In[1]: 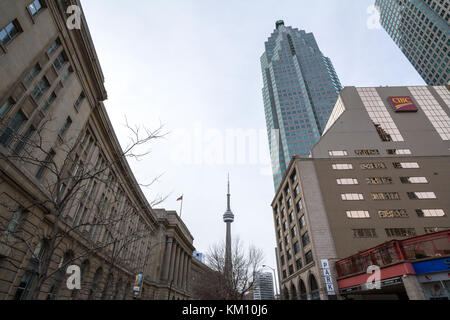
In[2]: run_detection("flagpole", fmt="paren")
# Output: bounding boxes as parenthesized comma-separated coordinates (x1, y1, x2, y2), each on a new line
(179, 194, 184, 218)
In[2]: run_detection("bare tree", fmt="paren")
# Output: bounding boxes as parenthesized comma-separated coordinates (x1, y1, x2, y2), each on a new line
(203, 237, 265, 300)
(0, 115, 166, 300)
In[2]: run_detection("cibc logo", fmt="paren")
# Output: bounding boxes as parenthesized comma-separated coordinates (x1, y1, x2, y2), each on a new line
(389, 96, 419, 112)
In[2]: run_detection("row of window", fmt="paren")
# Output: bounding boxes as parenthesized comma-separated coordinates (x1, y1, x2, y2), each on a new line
(346, 209, 446, 219)
(332, 162, 420, 170)
(352, 227, 448, 239)
(341, 192, 437, 201)
(336, 176, 428, 185)
(329, 149, 412, 157)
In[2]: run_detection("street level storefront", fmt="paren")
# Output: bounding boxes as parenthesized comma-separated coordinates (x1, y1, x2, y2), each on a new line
(335, 230, 449, 300)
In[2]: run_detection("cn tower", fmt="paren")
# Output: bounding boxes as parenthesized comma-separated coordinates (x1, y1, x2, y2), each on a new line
(223, 174, 234, 281)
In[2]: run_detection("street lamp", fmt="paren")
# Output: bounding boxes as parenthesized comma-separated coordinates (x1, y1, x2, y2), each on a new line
(134, 240, 173, 299)
(262, 265, 280, 299)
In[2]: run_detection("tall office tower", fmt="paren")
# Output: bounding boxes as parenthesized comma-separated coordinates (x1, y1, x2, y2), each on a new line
(253, 272, 275, 300)
(261, 20, 342, 190)
(375, 0, 450, 85)
(223, 175, 234, 282)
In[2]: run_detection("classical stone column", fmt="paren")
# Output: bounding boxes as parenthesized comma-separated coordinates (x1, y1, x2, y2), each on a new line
(168, 241, 177, 283)
(177, 252, 185, 288)
(173, 246, 181, 287)
(161, 237, 173, 281)
(182, 254, 189, 290)
(187, 257, 193, 292)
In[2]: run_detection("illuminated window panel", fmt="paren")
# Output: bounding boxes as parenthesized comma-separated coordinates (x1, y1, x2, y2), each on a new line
(393, 162, 420, 169)
(387, 149, 412, 155)
(400, 177, 428, 184)
(332, 164, 353, 170)
(346, 211, 370, 218)
(336, 178, 358, 185)
(366, 177, 393, 185)
(329, 150, 348, 156)
(416, 209, 446, 218)
(407, 192, 437, 200)
(424, 227, 449, 234)
(357, 87, 404, 142)
(360, 163, 387, 170)
(371, 192, 401, 200)
(341, 193, 364, 201)
(435, 87, 450, 109)
(408, 86, 450, 140)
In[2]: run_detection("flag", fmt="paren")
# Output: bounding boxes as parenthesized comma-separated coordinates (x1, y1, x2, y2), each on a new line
(177, 195, 183, 201)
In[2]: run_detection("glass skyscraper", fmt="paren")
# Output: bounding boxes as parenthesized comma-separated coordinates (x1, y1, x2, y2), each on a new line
(375, 0, 449, 85)
(261, 21, 342, 190)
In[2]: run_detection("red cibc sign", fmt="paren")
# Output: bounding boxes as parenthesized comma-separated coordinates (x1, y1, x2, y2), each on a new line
(389, 96, 419, 112)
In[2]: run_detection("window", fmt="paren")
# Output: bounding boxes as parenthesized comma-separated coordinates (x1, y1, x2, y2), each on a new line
(305, 251, 313, 264)
(371, 192, 401, 200)
(393, 162, 420, 169)
(53, 52, 67, 71)
(74, 92, 85, 110)
(366, 177, 393, 185)
(329, 150, 347, 156)
(282, 221, 287, 232)
(293, 241, 300, 254)
(385, 228, 416, 238)
(291, 226, 297, 237)
(282, 270, 287, 279)
(6, 208, 25, 234)
(346, 210, 370, 218)
(360, 162, 387, 170)
(0, 111, 28, 147)
(378, 209, 409, 218)
(47, 38, 60, 56)
(287, 197, 293, 208)
(299, 215, 306, 229)
(288, 265, 294, 275)
(424, 227, 449, 234)
(341, 193, 364, 201)
(36, 149, 55, 179)
(332, 164, 353, 170)
(296, 199, 303, 213)
(353, 229, 377, 238)
(280, 255, 285, 266)
(286, 249, 292, 260)
(27, 0, 44, 16)
(59, 117, 72, 137)
(284, 235, 289, 246)
(301, 232, 310, 246)
(296, 258, 302, 270)
(355, 149, 380, 156)
(400, 177, 428, 184)
(337, 178, 358, 185)
(0, 98, 14, 117)
(42, 92, 56, 112)
(294, 184, 300, 197)
(0, 20, 21, 46)
(407, 192, 437, 200)
(416, 209, 446, 218)
(24, 64, 41, 86)
(14, 125, 35, 154)
(61, 68, 71, 82)
(31, 77, 50, 101)
(387, 149, 412, 155)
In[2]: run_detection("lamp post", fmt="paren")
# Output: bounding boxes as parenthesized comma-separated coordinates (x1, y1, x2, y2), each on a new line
(262, 265, 279, 300)
(135, 239, 173, 300)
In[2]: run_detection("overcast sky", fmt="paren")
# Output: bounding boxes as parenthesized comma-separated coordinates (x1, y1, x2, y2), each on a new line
(80, 0, 425, 283)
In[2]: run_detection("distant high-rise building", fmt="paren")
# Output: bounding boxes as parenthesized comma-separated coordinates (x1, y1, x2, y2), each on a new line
(193, 251, 205, 263)
(253, 272, 275, 300)
(375, 0, 450, 85)
(261, 20, 342, 190)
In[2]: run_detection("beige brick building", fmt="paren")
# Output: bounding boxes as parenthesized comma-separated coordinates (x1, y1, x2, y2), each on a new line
(272, 86, 450, 300)
(0, 0, 201, 300)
